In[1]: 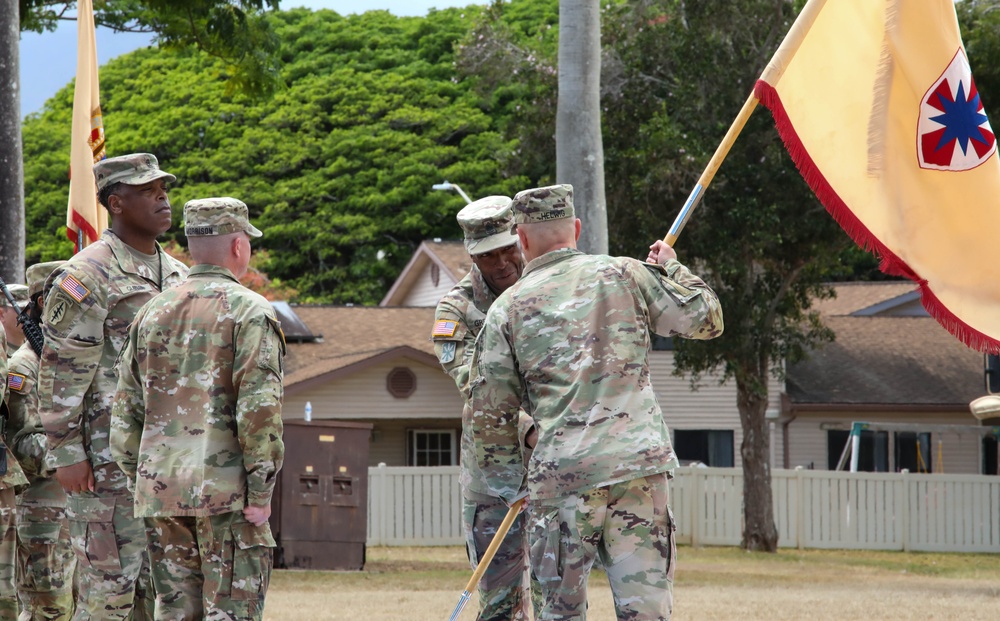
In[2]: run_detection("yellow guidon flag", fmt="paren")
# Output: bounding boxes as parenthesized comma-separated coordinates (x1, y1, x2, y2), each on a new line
(67, 0, 107, 252)
(754, 0, 1000, 352)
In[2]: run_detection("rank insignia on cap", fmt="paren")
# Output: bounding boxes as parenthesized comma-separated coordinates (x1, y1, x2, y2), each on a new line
(7, 373, 25, 393)
(432, 320, 458, 338)
(59, 274, 91, 303)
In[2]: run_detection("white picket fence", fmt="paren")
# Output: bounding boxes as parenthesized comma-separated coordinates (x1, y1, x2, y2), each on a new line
(366, 465, 1000, 552)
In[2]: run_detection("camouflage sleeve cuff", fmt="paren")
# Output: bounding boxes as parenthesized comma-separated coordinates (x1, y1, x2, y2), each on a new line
(47, 441, 89, 469)
(247, 487, 273, 507)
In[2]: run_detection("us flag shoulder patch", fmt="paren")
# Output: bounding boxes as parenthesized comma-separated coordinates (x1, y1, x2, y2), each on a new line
(59, 274, 91, 303)
(432, 320, 458, 338)
(7, 373, 25, 393)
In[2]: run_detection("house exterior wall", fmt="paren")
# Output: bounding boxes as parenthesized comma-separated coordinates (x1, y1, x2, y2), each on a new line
(284, 359, 463, 422)
(648, 351, 785, 469)
(398, 264, 459, 307)
(785, 410, 985, 474)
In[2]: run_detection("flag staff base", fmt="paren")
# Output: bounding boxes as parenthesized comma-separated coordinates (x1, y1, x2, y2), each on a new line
(445, 497, 526, 621)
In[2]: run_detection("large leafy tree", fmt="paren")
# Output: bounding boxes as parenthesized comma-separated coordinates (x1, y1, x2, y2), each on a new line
(22, 6, 528, 302)
(2, 0, 283, 282)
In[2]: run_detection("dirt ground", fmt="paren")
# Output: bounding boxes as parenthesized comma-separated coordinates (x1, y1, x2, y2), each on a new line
(263, 545, 1000, 620)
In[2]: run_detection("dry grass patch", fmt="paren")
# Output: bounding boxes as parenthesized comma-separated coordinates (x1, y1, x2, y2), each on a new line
(264, 545, 1000, 620)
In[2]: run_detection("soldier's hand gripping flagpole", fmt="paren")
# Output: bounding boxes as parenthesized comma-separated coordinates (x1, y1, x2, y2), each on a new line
(446, 497, 526, 621)
(663, 0, 828, 246)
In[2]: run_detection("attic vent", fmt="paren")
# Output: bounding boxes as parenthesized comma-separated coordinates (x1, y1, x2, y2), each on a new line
(387, 367, 416, 399)
(431, 263, 440, 287)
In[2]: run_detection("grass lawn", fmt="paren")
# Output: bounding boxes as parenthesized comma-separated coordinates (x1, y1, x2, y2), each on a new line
(263, 545, 1000, 620)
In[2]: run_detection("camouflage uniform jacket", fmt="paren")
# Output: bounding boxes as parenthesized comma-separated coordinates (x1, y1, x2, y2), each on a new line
(6, 343, 63, 506)
(1, 328, 28, 491)
(433, 266, 501, 497)
(38, 230, 188, 480)
(471, 248, 724, 502)
(111, 264, 285, 517)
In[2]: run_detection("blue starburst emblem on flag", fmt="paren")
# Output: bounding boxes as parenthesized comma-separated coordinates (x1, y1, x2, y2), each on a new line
(918, 50, 997, 171)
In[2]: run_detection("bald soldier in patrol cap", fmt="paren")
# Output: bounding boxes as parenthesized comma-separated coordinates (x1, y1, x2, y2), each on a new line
(471, 184, 724, 620)
(5, 261, 76, 620)
(39, 152, 188, 620)
(112, 197, 284, 621)
(432, 196, 538, 621)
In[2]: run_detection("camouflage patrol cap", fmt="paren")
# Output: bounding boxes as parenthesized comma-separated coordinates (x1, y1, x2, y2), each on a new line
(457, 196, 517, 255)
(510, 184, 574, 225)
(184, 197, 263, 238)
(93, 153, 176, 192)
(26, 261, 66, 298)
(0, 284, 28, 309)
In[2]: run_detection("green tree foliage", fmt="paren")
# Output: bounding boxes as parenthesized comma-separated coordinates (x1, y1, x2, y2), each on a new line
(22, 6, 529, 303)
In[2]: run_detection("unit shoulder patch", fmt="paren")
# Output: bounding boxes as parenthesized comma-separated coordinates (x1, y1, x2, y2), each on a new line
(438, 341, 457, 364)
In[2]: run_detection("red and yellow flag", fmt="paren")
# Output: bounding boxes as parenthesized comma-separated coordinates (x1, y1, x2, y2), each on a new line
(755, 0, 1000, 352)
(67, 0, 106, 252)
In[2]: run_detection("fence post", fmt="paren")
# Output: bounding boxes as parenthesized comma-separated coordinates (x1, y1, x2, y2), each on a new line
(795, 466, 804, 550)
(690, 467, 701, 547)
(900, 468, 910, 552)
(377, 463, 388, 546)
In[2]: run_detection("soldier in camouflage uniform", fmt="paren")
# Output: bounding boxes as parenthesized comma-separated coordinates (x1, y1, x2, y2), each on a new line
(39, 153, 188, 620)
(111, 197, 284, 621)
(432, 196, 538, 621)
(471, 184, 724, 621)
(6, 261, 76, 621)
(1, 324, 30, 620)
(0, 285, 29, 357)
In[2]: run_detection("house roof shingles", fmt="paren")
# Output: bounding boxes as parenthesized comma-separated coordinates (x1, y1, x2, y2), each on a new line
(426, 240, 473, 282)
(283, 306, 437, 387)
(787, 282, 982, 406)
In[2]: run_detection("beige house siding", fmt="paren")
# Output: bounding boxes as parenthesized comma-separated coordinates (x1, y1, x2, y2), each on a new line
(398, 265, 458, 307)
(284, 360, 462, 421)
(785, 410, 984, 474)
(648, 351, 785, 469)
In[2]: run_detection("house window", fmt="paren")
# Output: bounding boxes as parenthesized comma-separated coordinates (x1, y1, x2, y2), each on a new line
(984, 436, 999, 476)
(673, 430, 734, 467)
(386, 367, 416, 398)
(894, 432, 931, 473)
(407, 429, 456, 466)
(827, 429, 889, 472)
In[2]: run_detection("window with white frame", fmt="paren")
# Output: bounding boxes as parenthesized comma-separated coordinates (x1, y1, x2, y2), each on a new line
(408, 429, 457, 466)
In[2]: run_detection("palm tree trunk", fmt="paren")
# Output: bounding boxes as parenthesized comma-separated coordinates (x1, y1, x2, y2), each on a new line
(557, 0, 608, 255)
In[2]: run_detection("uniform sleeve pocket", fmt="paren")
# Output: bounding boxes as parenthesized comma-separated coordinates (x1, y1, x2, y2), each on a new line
(256, 327, 283, 379)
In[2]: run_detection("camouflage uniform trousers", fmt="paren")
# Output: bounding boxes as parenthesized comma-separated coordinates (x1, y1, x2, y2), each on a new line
(463, 493, 542, 621)
(144, 511, 274, 621)
(0, 487, 18, 621)
(528, 473, 676, 621)
(15, 504, 75, 621)
(66, 487, 153, 621)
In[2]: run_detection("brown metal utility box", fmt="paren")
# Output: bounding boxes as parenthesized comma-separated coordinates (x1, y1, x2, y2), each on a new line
(271, 420, 373, 570)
